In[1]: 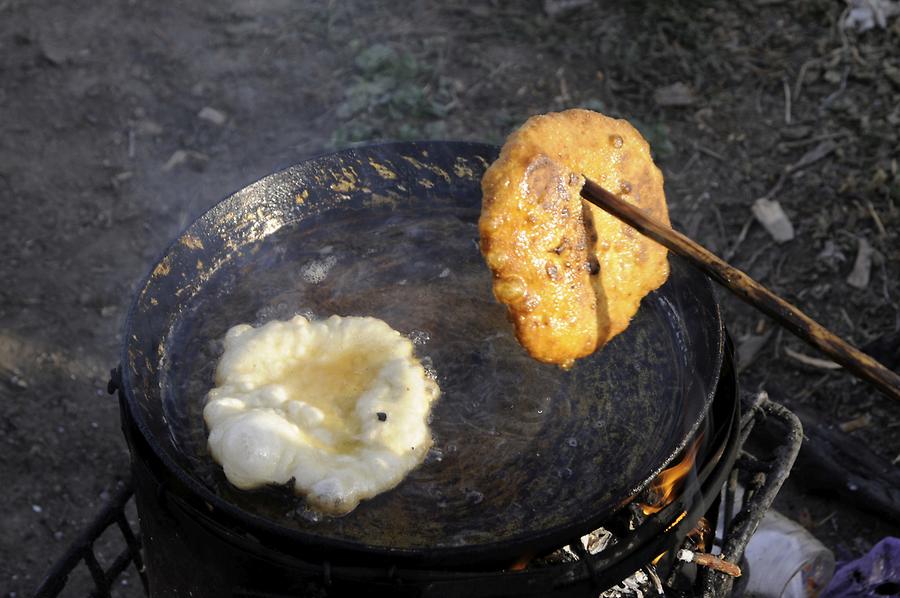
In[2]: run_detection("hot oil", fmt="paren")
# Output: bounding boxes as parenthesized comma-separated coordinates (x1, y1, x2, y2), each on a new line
(160, 200, 698, 549)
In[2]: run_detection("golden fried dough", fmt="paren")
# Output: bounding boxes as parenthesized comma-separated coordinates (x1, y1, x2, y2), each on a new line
(479, 109, 670, 367)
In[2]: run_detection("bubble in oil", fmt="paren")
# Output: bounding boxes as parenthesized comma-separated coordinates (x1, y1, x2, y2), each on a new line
(419, 356, 438, 380)
(558, 467, 574, 480)
(408, 330, 431, 345)
(295, 308, 317, 321)
(255, 301, 293, 324)
(426, 446, 444, 463)
(465, 490, 484, 505)
(299, 255, 337, 284)
(566, 437, 578, 448)
(291, 506, 322, 523)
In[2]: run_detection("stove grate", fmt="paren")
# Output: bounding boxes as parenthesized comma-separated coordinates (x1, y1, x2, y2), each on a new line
(34, 481, 148, 598)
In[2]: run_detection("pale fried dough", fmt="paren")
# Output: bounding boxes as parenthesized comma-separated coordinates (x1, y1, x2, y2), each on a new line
(479, 109, 670, 367)
(204, 315, 440, 515)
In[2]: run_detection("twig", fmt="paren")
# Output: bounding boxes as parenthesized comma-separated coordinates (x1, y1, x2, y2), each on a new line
(555, 67, 571, 104)
(466, 61, 513, 98)
(759, 140, 838, 203)
(840, 307, 854, 330)
(724, 215, 755, 261)
(787, 140, 839, 174)
(798, 373, 836, 401)
(816, 511, 838, 528)
(794, 58, 819, 100)
(741, 241, 774, 274)
(712, 205, 727, 241)
(777, 131, 849, 150)
(880, 259, 895, 307)
(773, 253, 789, 284)
(694, 144, 726, 162)
(821, 66, 849, 110)
(678, 550, 741, 577)
(782, 78, 792, 125)
(836, 6, 851, 55)
(866, 200, 887, 239)
(759, 172, 788, 203)
(839, 413, 872, 433)
(669, 152, 699, 180)
(850, 44, 868, 68)
(785, 347, 841, 370)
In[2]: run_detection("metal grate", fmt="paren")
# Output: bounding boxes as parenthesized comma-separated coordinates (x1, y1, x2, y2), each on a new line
(34, 480, 148, 598)
(696, 393, 803, 596)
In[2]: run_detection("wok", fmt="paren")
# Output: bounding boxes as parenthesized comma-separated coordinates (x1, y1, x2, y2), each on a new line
(120, 141, 724, 565)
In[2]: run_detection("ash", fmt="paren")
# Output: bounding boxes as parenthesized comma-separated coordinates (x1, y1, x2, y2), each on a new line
(535, 528, 664, 597)
(599, 568, 664, 598)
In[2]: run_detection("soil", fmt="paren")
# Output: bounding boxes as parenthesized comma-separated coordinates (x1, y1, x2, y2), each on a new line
(2, 1, 899, 596)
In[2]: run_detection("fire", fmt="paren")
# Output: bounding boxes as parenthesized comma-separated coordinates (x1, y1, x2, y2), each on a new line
(513, 435, 706, 573)
(640, 436, 703, 516)
(510, 553, 532, 571)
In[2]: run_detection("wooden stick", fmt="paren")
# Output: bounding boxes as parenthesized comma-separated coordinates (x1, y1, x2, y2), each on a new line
(580, 177, 900, 403)
(677, 549, 742, 577)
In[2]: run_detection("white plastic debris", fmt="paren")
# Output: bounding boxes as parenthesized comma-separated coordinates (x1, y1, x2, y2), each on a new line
(718, 485, 835, 597)
(198, 106, 227, 126)
(843, 0, 900, 32)
(846, 238, 874, 289)
(752, 198, 795, 243)
(743, 510, 835, 597)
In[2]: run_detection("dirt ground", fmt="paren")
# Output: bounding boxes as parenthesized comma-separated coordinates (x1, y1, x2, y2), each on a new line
(2, 1, 899, 595)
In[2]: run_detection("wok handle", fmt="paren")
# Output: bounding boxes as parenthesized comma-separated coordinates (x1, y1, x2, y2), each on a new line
(580, 177, 900, 403)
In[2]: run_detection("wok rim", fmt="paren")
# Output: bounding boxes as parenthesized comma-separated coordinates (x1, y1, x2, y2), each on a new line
(119, 140, 725, 564)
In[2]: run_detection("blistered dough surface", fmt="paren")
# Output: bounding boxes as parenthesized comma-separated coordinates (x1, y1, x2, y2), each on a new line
(203, 315, 439, 515)
(479, 109, 671, 367)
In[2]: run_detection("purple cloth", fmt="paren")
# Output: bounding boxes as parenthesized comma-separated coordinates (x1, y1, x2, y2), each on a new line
(822, 537, 900, 598)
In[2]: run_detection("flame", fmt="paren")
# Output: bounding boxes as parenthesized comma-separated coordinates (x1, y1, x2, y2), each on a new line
(640, 436, 703, 516)
(510, 553, 532, 571)
(688, 516, 711, 552)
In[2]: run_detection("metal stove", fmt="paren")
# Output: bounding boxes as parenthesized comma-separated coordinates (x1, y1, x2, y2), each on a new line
(35, 378, 801, 598)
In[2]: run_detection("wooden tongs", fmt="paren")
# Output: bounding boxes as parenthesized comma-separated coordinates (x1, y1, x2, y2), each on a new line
(580, 177, 900, 402)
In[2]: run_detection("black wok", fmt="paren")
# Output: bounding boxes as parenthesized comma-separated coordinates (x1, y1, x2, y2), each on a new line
(120, 141, 724, 566)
